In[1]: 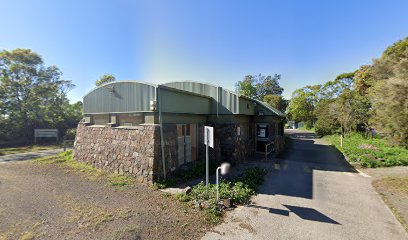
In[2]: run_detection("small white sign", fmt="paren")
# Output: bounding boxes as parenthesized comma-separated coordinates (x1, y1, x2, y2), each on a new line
(259, 129, 266, 137)
(204, 126, 214, 148)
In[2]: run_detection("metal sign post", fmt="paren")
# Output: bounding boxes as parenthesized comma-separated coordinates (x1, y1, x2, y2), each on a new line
(204, 126, 214, 196)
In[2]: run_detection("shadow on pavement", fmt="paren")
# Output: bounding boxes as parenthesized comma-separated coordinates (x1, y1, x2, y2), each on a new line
(247, 204, 340, 225)
(256, 130, 356, 200)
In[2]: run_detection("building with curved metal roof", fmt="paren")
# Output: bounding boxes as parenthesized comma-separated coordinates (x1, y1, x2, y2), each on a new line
(74, 80, 285, 183)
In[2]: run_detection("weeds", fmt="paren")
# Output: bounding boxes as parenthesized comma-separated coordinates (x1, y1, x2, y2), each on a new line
(151, 179, 176, 190)
(107, 174, 134, 188)
(33, 151, 135, 188)
(326, 133, 408, 168)
(0, 144, 60, 156)
(176, 167, 267, 224)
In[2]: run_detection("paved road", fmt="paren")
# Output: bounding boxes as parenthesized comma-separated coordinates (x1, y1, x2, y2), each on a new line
(0, 149, 64, 163)
(203, 130, 408, 240)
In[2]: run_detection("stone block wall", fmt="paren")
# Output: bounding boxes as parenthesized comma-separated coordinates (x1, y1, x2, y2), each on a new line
(73, 122, 161, 184)
(73, 121, 283, 184)
(214, 123, 255, 164)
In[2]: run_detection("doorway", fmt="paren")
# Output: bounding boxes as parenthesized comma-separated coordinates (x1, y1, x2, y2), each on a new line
(177, 124, 197, 166)
(256, 123, 271, 153)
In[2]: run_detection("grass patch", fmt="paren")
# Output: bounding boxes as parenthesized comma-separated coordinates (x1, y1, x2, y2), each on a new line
(175, 167, 267, 224)
(0, 144, 60, 156)
(325, 133, 408, 168)
(151, 179, 176, 190)
(373, 177, 408, 233)
(298, 126, 315, 132)
(20, 232, 34, 240)
(33, 151, 134, 188)
(58, 196, 133, 231)
(34, 151, 105, 180)
(0, 221, 43, 240)
(107, 174, 134, 188)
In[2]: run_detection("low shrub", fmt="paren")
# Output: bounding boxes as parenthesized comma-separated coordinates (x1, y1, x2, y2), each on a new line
(180, 167, 267, 224)
(326, 133, 408, 168)
(64, 128, 77, 140)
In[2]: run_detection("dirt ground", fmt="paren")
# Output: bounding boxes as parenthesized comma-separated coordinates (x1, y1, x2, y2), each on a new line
(361, 166, 408, 233)
(0, 161, 211, 240)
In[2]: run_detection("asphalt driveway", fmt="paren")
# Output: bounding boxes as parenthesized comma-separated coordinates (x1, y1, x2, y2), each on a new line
(0, 149, 64, 162)
(203, 129, 408, 240)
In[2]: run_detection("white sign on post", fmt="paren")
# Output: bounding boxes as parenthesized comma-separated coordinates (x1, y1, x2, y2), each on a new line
(204, 126, 214, 148)
(204, 126, 214, 196)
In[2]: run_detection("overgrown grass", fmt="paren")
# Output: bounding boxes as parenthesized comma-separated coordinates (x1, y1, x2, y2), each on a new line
(34, 151, 134, 188)
(325, 133, 408, 168)
(298, 126, 315, 132)
(151, 179, 177, 190)
(0, 144, 60, 156)
(175, 167, 267, 224)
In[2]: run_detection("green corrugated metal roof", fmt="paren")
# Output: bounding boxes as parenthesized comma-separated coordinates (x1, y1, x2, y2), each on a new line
(83, 80, 285, 117)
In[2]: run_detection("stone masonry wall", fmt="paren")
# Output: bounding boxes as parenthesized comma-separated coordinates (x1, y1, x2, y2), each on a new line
(214, 124, 255, 164)
(73, 122, 161, 184)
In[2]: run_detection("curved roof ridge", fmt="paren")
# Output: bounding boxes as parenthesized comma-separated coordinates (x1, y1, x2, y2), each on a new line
(84, 80, 157, 98)
(163, 80, 241, 97)
(163, 80, 220, 89)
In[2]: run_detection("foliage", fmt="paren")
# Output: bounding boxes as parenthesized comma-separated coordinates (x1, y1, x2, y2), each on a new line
(354, 65, 374, 95)
(263, 94, 289, 112)
(34, 151, 135, 188)
(290, 37, 408, 148)
(314, 99, 338, 136)
(321, 72, 354, 99)
(95, 74, 116, 87)
(0, 144, 60, 156)
(235, 75, 257, 98)
(369, 37, 408, 147)
(287, 85, 321, 127)
(64, 128, 77, 140)
(151, 179, 176, 190)
(107, 174, 134, 188)
(0, 48, 82, 143)
(178, 167, 267, 224)
(236, 74, 285, 99)
(326, 133, 408, 168)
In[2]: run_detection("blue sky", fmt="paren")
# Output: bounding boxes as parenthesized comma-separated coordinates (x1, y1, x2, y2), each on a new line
(1, 0, 408, 102)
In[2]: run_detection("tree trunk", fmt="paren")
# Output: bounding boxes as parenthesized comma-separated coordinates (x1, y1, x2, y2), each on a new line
(340, 124, 344, 148)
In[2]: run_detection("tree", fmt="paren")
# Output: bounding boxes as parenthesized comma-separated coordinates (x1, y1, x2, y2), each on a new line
(95, 74, 116, 86)
(314, 98, 339, 136)
(255, 74, 284, 99)
(369, 37, 408, 147)
(321, 72, 354, 99)
(354, 65, 374, 95)
(0, 48, 81, 142)
(287, 85, 321, 127)
(263, 94, 288, 113)
(236, 74, 284, 100)
(235, 75, 257, 98)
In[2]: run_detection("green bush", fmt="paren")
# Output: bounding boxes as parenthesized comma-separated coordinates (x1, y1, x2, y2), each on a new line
(64, 128, 77, 140)
(315, 118, 337, 136)
(326, 133, 408, 168)
(181, 167, 267, 224)
(175, 193, 191, 202)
